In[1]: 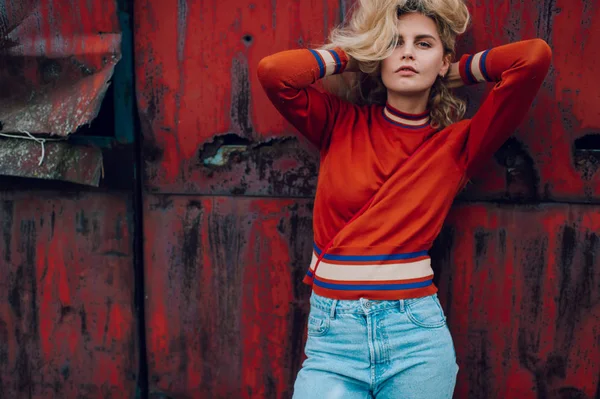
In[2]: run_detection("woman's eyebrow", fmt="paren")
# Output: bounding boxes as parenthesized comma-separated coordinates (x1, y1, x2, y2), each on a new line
(415, 34, 437, 41)
(395, 34, 438, 41)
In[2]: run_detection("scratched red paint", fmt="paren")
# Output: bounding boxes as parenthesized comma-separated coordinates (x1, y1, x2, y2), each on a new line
(143, 196, 313, 398)
(241, 199, 296, 398)
(135, 0, 339, 196)
(0, 193, 137, 398)
(434, 204, 600, 398)
(458, 0, 600, 202)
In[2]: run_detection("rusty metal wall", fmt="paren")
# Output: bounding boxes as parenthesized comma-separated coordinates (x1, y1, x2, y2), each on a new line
(135, 0, 339, 397)
(456, 0, 600, 203)
(135, 0, 339, 197)
(143, 196, 313, 398)
(0, 192, 138, 398)
(0, 0, 141, 398)
(432, 204, 600, 398)
(135, 0, 600, 398)
(433, 1, 600, 397)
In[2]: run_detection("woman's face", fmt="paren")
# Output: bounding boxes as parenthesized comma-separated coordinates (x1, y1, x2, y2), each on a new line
(381, 12, 450, 99)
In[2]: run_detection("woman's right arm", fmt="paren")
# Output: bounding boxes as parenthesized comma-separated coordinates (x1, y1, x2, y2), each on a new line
(257, 48, 349, 149)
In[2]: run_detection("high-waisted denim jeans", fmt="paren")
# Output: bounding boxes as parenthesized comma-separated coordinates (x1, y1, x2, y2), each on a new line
(293, 292, 458, 399)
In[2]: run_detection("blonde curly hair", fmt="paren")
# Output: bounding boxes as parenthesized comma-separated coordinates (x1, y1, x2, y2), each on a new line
(322, 0, 470, 129)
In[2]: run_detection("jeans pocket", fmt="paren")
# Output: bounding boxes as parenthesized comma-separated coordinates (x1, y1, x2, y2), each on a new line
(307, 308, 330, 337)
(406, 295, 447, 329)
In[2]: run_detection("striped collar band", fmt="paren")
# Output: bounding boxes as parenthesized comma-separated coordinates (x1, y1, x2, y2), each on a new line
(383, 103, 430, 129)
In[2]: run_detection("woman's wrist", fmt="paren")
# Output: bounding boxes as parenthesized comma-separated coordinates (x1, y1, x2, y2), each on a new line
(345, 55, 360, 72)
(445, 62, 463, 89)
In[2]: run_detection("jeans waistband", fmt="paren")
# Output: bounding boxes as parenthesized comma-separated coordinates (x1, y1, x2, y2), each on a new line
(310, 291, 434, 316)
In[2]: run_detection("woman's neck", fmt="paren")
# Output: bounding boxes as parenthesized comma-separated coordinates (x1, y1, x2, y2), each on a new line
(386, 90, 430, 115)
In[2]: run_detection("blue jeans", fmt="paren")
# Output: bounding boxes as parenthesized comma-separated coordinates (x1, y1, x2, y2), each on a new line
(293, 292, 458, 399)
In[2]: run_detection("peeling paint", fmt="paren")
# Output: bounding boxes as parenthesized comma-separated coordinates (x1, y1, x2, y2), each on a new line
(0, 0, 121, 136)
(492, 137, 540, 202)
(202, 145, 248, 166)
(573, 134, 600, 181)
(0, 138, 103, 186)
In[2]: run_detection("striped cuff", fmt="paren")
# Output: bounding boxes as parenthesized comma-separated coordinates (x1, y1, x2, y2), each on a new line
(309, 49, 347, 79)
(459, 49, 492, 85)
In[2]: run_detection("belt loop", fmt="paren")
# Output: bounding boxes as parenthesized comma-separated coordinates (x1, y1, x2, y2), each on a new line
(330, 299, 338, 319)
(398, 299, 405, 313)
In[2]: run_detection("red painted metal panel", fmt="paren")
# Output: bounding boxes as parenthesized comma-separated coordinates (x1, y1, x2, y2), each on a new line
(135, 0, 340, 196)
(0, 192, 137, 398)
(455, 0, 600, 202)
(0, 0, 121, 136)
(135, 0, 600, 200)
(136, 1, 600, 398)
(432, 204, 600, 398)
(143, 195, 313, 398)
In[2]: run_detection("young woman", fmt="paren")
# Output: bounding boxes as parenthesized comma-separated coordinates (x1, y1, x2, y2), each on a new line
(257, 0, 551, 397)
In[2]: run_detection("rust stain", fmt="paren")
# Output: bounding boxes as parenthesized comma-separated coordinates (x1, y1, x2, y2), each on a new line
(435, 204, 600, 398)
(144, 196, 313, 398)
(0, 193, 137, 398)
(136, 0, 340, 196)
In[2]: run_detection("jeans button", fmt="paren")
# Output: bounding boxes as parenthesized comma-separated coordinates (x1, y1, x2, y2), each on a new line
(364, 300, 371, 308)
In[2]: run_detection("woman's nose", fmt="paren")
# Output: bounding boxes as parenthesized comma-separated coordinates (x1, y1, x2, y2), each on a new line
(401, 47, 415, 59)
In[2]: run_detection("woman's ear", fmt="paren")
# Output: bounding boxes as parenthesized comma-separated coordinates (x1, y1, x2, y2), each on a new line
(439, 54, 452, 77)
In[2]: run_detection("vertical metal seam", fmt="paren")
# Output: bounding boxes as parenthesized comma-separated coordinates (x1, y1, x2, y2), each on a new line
(121, 0, 149, 396)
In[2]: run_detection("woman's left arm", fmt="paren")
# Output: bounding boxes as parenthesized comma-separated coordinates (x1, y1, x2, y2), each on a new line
(453, 39, 552, 176)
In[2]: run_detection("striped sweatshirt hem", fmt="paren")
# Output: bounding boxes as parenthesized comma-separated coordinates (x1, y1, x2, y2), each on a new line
(302, 243, 438, 300)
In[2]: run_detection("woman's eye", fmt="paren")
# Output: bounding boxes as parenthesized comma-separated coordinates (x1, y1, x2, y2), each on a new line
(417, 42, 432, 48)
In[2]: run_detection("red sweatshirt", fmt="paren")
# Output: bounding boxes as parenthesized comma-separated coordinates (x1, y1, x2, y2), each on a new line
(257, 40, 552, 300)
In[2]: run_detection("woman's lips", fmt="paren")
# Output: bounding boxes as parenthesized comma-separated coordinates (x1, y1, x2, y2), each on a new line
(395, 66, 418, 76)
(397, 69, 417, 76)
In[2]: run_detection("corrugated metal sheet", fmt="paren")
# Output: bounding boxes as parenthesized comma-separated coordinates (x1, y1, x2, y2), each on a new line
(0, 0, 121, 136)
(0, 192, 137, 398)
